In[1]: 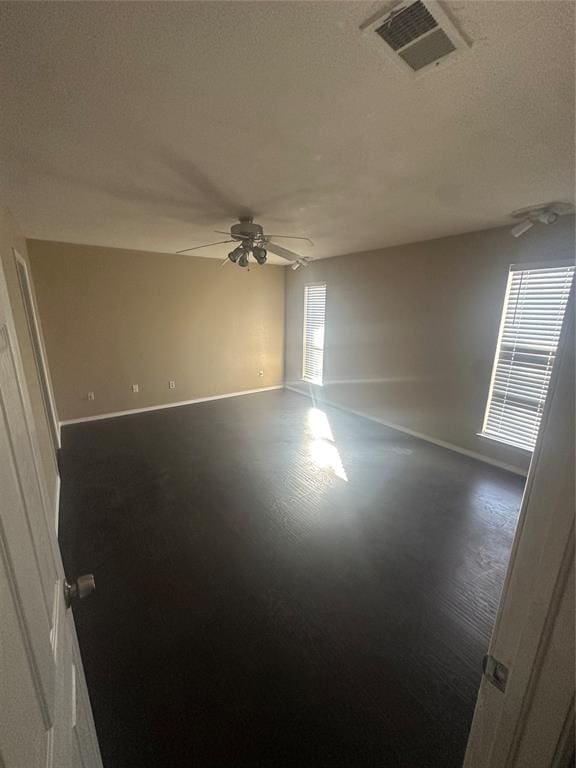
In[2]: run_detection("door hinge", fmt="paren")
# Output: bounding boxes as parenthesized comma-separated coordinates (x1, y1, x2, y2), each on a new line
(483, 654, 509, 693)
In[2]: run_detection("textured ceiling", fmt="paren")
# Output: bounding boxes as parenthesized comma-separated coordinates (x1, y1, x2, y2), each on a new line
(0, 1, 574, 263)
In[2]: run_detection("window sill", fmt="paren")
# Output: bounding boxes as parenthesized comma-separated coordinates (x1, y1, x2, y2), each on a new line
(476, 432, 533, 453)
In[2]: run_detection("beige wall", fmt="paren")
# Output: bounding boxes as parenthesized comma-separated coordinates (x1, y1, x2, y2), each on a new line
(28, 241, 285, 421)
(0, 208, 58, 508)
(286, 217, 575, 473)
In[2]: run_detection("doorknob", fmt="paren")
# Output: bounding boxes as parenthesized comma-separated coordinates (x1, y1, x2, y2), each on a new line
(64, 574, 96, 608)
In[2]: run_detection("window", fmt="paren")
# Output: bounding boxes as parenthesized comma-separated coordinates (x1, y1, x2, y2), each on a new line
(302, 283, 327, 385)
(482, 263, 574, 451)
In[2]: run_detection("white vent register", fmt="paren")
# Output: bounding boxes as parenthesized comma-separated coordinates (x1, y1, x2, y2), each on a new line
(360, 0, 469, 75)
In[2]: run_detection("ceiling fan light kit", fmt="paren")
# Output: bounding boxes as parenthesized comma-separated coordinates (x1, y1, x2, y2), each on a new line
(177, 217, 313, 269)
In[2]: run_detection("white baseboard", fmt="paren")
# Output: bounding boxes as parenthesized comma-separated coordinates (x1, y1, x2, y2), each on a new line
(60, 385, 284, 426)
(284, 384, 527, 477)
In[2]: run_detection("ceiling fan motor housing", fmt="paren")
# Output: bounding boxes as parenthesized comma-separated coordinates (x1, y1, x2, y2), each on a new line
(231, 220, 264, 242)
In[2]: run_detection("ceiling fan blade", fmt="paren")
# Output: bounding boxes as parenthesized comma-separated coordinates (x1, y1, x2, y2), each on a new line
(266, 241, 308, 264)
(176, 239, 234, 254)
(268, 234, 314, 246)
(214, 230, 314, 246)
(214, 229, 252, 240)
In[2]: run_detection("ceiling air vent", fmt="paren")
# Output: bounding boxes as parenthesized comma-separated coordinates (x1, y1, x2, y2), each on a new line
(360, 1, 469, 76)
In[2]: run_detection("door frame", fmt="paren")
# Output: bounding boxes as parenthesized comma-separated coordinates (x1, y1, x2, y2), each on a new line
(464, 293, 574, 767)
(13, 247, 60, 452)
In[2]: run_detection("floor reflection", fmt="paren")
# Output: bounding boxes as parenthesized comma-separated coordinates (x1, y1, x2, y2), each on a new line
(307, 407, 348, 481)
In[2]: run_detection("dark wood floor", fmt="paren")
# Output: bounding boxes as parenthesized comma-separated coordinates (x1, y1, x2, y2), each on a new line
(59, 389, 524, 768)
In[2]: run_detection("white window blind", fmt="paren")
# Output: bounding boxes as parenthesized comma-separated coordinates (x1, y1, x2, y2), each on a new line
(303, 284, 327, 385)
(482, 264, 574, 451)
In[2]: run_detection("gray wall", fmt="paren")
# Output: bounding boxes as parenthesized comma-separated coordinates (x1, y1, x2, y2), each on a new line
(29, 240, 285, 421)
(285, 218, 575, 472)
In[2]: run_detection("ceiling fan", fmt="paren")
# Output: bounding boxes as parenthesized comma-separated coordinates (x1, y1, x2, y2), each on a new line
(509, 202, 574, 238)
(176, 217, 313, 269)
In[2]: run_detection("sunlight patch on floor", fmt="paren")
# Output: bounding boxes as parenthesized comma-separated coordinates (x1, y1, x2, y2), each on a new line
(307, 407, 348, 482)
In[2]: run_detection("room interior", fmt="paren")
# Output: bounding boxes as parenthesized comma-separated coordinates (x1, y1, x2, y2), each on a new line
(0, 2, 574, 767)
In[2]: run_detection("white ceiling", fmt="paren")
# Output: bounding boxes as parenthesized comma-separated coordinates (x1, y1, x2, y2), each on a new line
(0, 1, 574, 263)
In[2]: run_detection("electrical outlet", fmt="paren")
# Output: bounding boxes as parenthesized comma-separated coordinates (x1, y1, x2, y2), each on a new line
(258, 369, 264, 377)
(87, 391, 95, 401)
(131, 384, 139, 393)
(169, 380, 176, 390)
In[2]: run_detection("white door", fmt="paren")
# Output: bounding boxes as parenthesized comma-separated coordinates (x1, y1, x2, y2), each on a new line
(464, 296, 575, 767)
(0, 259, 102, 767)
